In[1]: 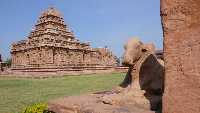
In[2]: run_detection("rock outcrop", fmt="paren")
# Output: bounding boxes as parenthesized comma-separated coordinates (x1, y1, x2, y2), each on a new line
(161, 0, 200, 113)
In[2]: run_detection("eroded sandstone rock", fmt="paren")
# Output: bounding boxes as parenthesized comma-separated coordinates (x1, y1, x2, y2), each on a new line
(48, 94, 154, 113)
(161, 0, 200, 113)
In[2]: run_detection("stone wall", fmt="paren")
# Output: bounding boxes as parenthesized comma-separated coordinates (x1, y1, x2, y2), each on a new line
(12, 46, 117, 69)
(161, 0, 200, 113)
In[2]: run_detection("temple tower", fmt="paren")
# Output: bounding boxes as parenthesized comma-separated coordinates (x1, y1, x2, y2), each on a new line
(11, 7, 117, 70)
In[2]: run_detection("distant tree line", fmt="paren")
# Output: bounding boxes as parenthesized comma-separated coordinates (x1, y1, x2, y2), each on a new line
(1, 58, 12, 68)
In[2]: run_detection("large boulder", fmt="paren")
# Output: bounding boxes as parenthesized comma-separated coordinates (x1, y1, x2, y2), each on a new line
(48, 94, 154, 113)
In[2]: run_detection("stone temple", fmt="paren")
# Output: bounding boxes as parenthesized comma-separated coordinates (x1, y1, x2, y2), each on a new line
(11, 7, 117, 74)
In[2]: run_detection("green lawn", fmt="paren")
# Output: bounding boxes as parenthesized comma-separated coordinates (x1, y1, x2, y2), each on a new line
(0, 73, 125, 113)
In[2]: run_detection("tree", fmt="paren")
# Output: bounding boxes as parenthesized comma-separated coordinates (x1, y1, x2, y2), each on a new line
(114, 56, 120, 66)
(5, 58, 12, 67)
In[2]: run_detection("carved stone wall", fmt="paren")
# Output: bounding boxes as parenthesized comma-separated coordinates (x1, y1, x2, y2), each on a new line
(161, 0, 200, 113)
(12, 47, 117, 68)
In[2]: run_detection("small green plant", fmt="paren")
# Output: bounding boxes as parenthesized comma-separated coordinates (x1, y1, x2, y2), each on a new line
(22, 103, 48, 113)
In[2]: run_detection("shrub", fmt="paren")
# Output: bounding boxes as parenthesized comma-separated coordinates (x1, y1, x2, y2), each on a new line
(22, 103, 50, 113)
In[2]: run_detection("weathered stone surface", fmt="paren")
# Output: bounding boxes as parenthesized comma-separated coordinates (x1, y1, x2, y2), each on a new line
(48, 94, 154, 113)
(11, 7, 117, 72)
(161, 0, 200, 113)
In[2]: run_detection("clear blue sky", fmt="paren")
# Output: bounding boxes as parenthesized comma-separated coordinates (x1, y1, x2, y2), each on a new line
(0, 0, 163, 60)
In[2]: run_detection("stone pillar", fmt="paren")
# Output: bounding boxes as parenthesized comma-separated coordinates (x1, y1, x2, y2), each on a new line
(161, 0, 200, 113)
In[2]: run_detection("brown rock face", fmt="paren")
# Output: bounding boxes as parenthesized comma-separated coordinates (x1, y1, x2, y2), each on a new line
(161, 0, 200, 113)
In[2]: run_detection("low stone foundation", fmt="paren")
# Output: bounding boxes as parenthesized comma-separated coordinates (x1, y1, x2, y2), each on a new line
(0, 66, 128, 78)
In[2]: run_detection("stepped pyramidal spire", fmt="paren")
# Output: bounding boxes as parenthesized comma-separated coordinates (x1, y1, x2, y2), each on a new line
(28, 7, 75, 42)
